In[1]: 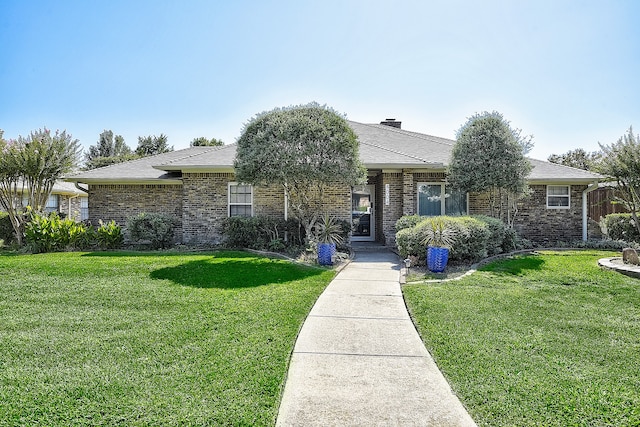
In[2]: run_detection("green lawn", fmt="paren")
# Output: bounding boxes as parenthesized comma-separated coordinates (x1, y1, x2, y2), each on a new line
(0, 251, 334, 426)
(403, 250, 640, 426)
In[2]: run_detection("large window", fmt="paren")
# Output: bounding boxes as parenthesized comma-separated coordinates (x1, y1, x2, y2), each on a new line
(547, 185, 570, 209)
(228, 183, 253, 217)
(21, 194, 58, 213)
(417, 183, 467, 216)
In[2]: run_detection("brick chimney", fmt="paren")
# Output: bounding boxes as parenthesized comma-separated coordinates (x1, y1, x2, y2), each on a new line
(380, 118, 401, 129)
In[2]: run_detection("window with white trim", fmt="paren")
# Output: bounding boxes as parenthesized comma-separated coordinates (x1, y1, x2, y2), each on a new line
(417, 183, 467, 216)
(547, 185, 570, 209)
(80, 197, 89, 221)
(21, 194, 59, 213)
(228, 183, 253, 217)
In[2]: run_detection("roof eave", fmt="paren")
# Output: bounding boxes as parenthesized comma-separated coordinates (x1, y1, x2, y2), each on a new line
(64, 177, 183, 185)
(528, 178, 601, 185)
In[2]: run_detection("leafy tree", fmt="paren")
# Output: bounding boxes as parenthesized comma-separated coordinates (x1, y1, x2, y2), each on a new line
(84, 130, 138, 170)
(0, 128, 81, 244)
(597, 127, 640, 235)
(235, 103, 367, 242)
(190, 136, 224, 147)
(135, 134, 173, 157)
(448, 111, 532, 226)
(548, 148, 601, 171)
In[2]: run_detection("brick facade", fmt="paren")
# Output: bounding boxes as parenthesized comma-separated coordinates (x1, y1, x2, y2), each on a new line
(88, 184, 183, 241)
(87, 172, 590, 247)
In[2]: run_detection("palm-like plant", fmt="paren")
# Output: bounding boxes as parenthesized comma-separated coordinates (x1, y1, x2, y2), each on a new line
(421, 217, 457, 248)
(314, 213, 345, 246)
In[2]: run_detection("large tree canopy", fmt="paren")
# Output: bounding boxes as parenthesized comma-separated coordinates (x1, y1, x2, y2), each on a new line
(598, 126, 640, 234)
(234, 103, 367, 240)
(84, 130, 137, 170)
(190, 136, 224, 147)
(135, 134, 173, 157)
(448, 111, 532, 224)
(548, 148, 601, 171)
(0, 128, 81, 244)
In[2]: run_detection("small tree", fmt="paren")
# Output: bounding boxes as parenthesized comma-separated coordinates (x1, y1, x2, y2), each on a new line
(135, 134, 173, 157)
(0, 128, 81, 244)
(190, 136, 224, 147)
(598, 127, 640, 235)
(84, 130, 138, 170)
(448, 111, 532, 226)
(234, 103, 367, 242)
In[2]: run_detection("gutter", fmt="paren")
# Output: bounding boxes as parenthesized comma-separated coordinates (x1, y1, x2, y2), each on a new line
(74, 182, 88, 193)
(583, 181, 600, 241)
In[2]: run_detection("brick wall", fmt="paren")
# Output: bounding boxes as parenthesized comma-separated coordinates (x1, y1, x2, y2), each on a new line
(59, 195, 85, 222)
(469, 185, 587, 244)
(380, 173, 403, 245)
(88, 184, 183, 241)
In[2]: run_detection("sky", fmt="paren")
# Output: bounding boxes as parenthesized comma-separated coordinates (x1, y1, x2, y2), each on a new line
(1, 0, 639, 162)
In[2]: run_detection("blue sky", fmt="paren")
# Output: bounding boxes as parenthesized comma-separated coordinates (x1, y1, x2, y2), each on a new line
(1, 0, 638, 161)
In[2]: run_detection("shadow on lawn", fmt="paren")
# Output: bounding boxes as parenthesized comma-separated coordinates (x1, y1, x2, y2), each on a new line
(149, 258, 325, 289)
(480, 255, 545, 275)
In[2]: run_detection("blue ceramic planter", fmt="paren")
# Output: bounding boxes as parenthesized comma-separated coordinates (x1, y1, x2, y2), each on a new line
(427, 246, 449, 273)
(317, 242, 336, 266)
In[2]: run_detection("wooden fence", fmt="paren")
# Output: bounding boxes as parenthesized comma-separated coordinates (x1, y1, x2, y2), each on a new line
(588, 187, 627, 220)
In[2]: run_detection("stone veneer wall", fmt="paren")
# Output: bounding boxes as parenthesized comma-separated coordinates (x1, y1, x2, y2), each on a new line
(469, 184, 587, 244)
(88, 184, 183, 241)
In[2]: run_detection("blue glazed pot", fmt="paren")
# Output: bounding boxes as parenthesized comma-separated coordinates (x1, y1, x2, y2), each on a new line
(427, 246, 449, 273)
(317, 242, 336, 266)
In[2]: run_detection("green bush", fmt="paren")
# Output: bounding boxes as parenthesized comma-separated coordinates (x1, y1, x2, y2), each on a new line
(95, 220, 123, 249)
(0, 212, 15, 244)
(126, 213, 177, 249)
(600, 213, 640, 242)
(24, 212, 92, 253)
(222, 216, 306, 251)
(474, 215, 509, 256)
(397, 217, 483, 264)
(395, 215, 422, 232)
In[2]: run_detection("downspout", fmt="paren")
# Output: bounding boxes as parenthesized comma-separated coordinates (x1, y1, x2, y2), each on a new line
(583, 181, 600, 241)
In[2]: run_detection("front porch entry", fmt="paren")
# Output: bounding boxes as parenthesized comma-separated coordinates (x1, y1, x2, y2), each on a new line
(351, 184, 375, 242)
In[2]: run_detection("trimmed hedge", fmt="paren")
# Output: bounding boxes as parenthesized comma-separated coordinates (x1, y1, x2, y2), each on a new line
(0, 212, 15, 244)
(126, 212, 177, 249)
(600, 213, 640, 243)
(396, 215, 517, 265)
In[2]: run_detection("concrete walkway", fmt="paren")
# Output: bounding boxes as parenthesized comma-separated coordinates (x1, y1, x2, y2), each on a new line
(276, 249, 477, 426)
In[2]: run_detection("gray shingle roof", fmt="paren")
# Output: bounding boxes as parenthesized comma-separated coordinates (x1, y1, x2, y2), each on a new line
(65, 121, 601, 184)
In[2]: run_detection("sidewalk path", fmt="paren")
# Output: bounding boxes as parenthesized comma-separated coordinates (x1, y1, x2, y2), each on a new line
(276, 249, 477, 426)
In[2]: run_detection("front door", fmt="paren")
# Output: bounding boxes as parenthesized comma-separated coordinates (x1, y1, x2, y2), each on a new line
(351, 185, 375, 242)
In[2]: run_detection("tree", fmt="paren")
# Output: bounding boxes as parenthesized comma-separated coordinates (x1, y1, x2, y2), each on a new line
(190, 136, 224, 147)
(448, 111, 532, 226)
(548, 148, 601, 171)
(84, 130, 137, 170)
(597, 127, 640, 235)
(234, 103, 367, 242)
(0, 128, 81, 244)
(135, 134, 173, 157)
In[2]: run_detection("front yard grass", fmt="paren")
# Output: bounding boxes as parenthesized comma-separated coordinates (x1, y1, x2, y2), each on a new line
(403, 250, 640, 427)
(0, 251, 334, 426)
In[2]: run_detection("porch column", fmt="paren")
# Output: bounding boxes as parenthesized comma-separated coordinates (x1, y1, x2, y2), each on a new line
(403, 170, 415, 216)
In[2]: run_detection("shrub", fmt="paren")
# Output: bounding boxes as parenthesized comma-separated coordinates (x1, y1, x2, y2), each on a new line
(126, 213, 177, 249)
(95, 220, 123, 249)
(474, 215, 508, 256)
(600, 213, 640, 242)
(0, 212, 15, 244)
(24, 212, 92, 253)
(222, 216, 306, 251)
(396, 215, 504, 265)
(395, 215, 422, 232)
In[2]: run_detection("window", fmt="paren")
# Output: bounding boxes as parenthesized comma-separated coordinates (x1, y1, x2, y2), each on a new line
(80, 197, 89, 221)
(547, 185, 570, 209)
(228, 183, 253, 217)
(417, 183, 467, 216)
(21, 194, 58, 213)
